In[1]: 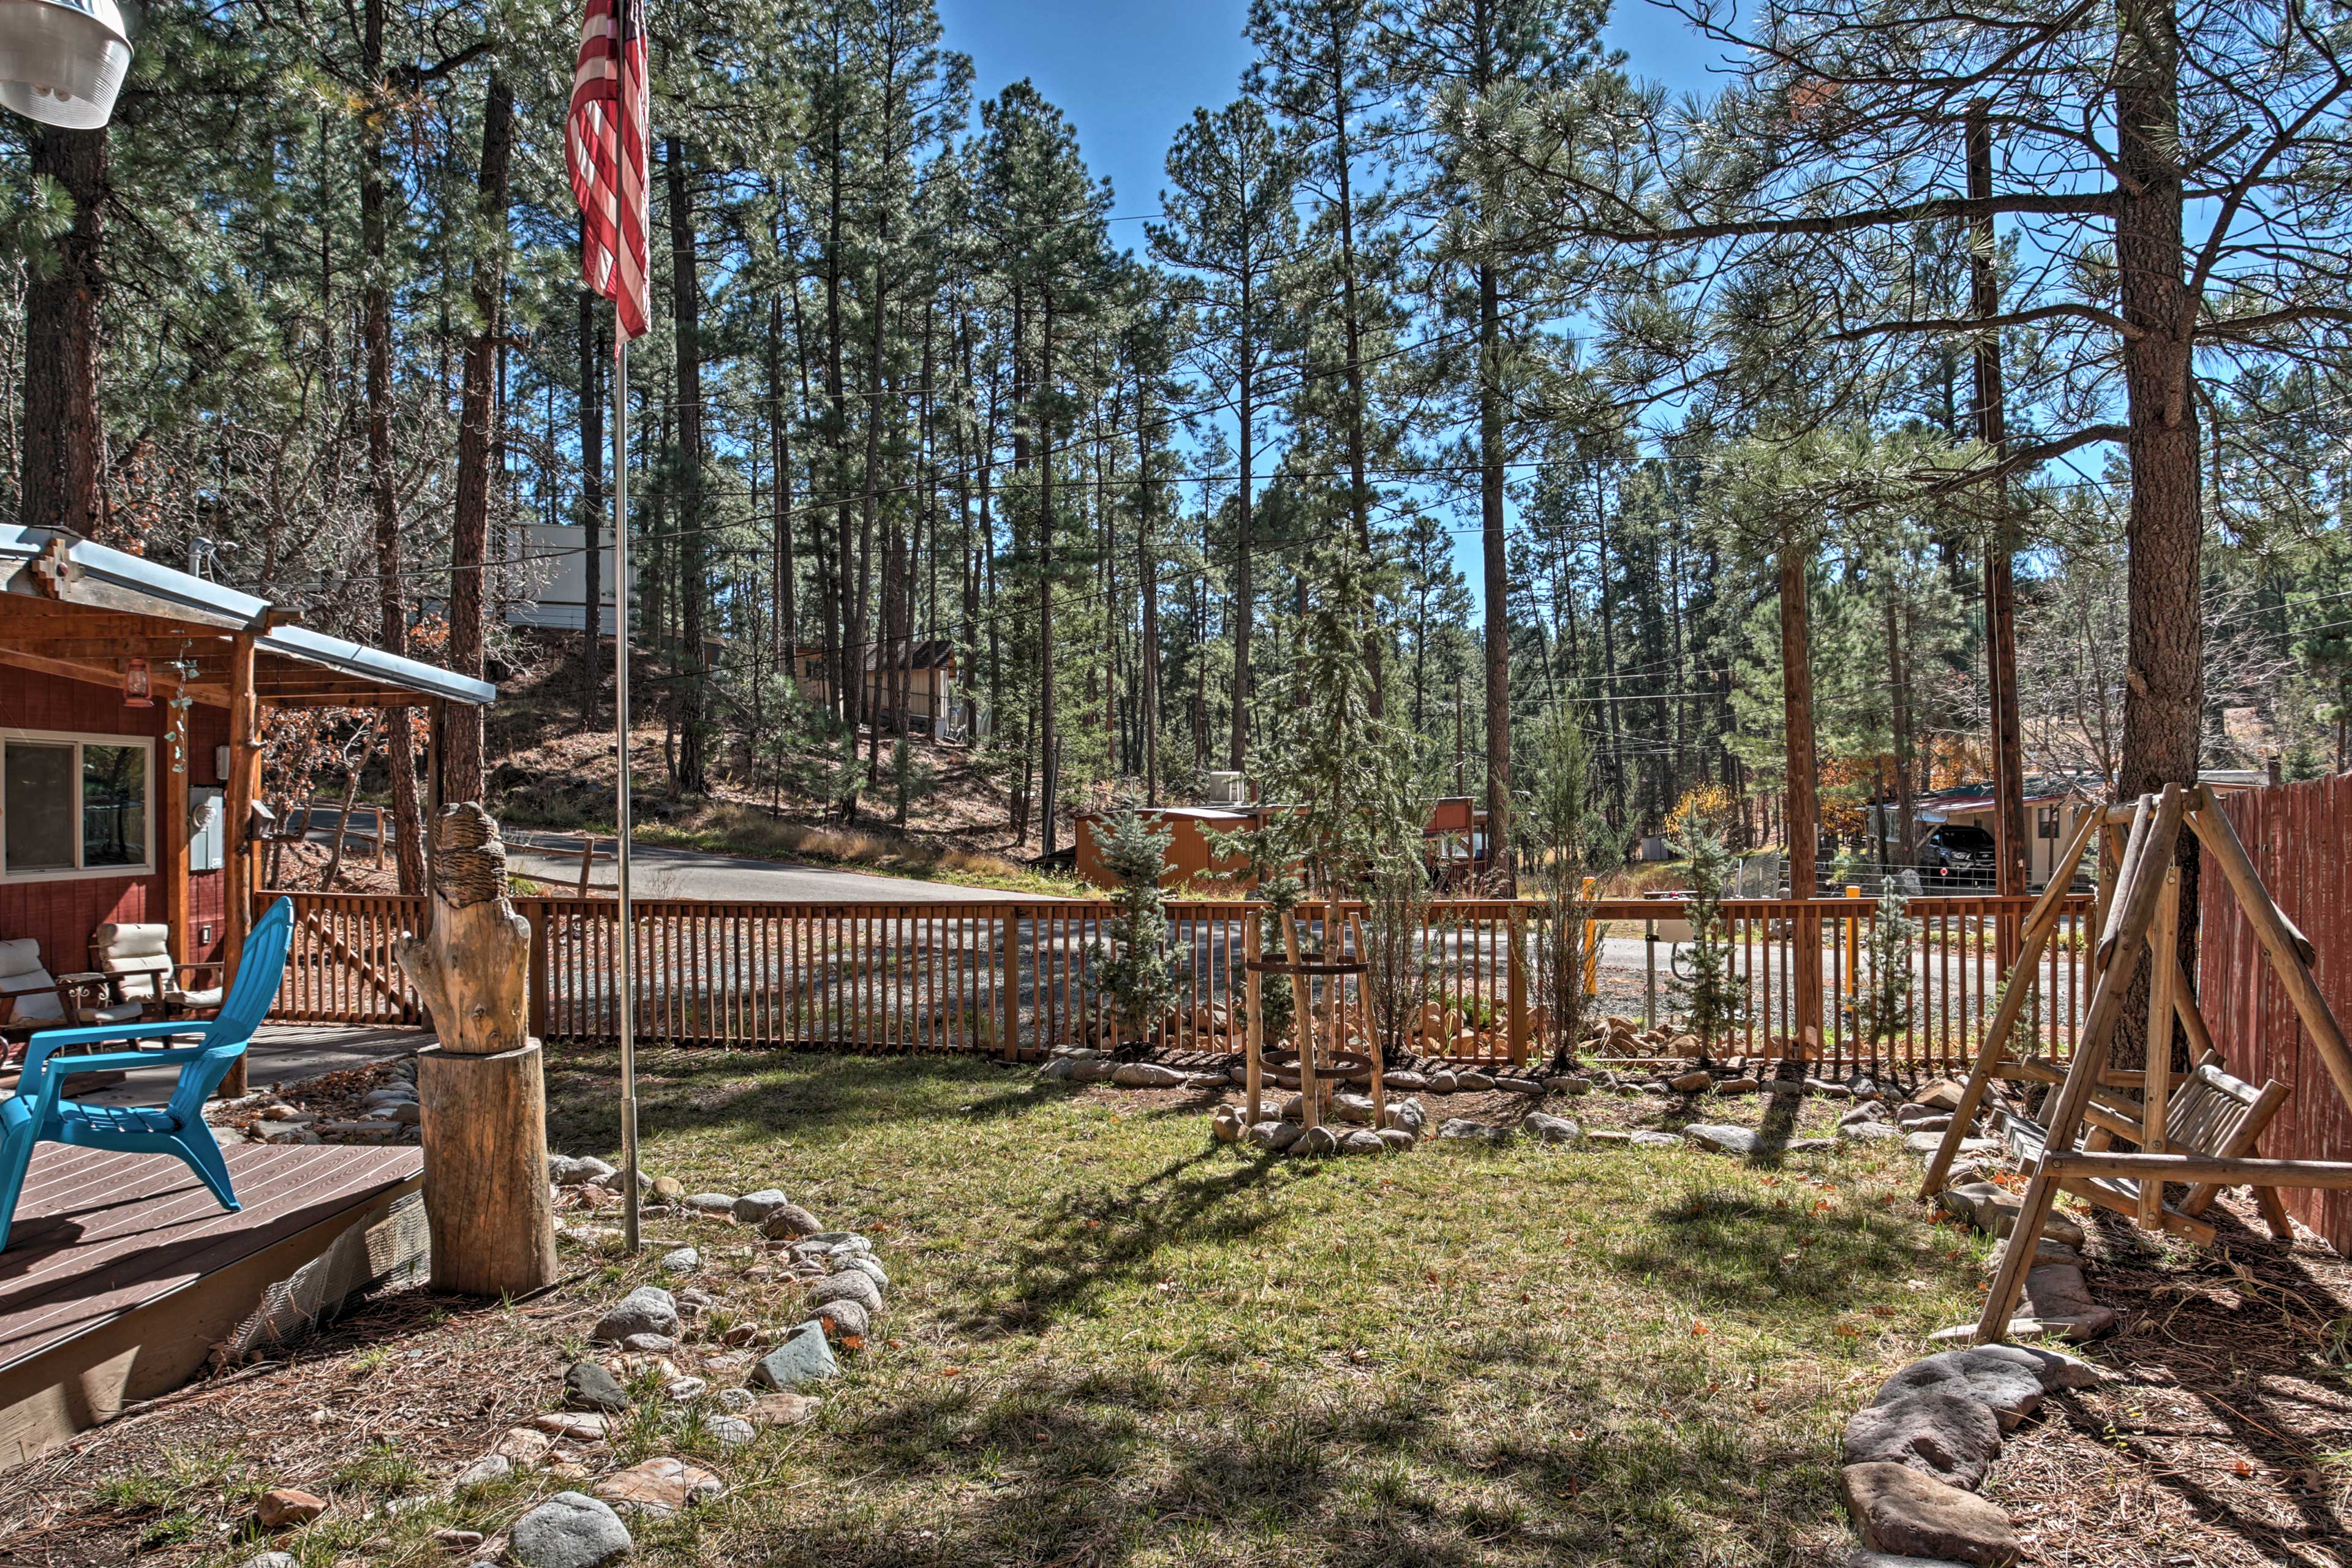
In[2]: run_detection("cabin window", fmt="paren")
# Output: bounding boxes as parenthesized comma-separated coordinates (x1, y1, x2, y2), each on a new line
(1, 732, 153, 881)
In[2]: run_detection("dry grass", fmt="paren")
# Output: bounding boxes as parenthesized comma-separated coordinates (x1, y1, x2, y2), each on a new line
(10, 1052, 2350, 1567)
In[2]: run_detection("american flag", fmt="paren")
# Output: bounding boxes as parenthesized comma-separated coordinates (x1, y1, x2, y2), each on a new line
(567, 0, 650, 345)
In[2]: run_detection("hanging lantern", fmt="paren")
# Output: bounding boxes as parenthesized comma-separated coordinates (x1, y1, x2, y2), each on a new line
(0, 0, 132, 130)
(123, 655, 151, 707)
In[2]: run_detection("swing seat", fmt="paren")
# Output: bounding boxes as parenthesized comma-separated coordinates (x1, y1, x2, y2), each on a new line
(1997, 1058, 2294, 1243)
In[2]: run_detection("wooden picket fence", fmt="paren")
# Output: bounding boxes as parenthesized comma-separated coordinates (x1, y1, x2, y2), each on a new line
(262, 889, 2094, 1074)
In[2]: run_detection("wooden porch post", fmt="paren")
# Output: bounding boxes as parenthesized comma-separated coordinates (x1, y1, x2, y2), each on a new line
(162, 699, 190, 989)
(220, 634, 261, 1096)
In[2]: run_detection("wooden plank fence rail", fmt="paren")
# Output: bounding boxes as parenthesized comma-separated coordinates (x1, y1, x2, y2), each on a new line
(258, 889, 2092, 1073)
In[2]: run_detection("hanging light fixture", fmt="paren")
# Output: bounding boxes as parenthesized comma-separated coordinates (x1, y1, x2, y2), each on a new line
(122, 655, 151, 707)
(0, 0, 132, 130)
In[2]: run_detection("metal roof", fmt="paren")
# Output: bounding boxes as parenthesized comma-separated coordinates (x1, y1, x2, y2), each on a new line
(0, 525, 495, 707)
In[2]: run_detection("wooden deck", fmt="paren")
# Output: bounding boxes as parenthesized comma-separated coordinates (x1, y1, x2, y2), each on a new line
(0, 1140, 422, 1463)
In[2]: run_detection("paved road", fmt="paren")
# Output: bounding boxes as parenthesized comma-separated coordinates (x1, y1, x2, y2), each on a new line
(503, 839, 1066, 903)
(287, 805, 1066, 904)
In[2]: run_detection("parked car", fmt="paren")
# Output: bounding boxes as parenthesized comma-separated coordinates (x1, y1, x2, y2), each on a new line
(1918, 823, 1997, 883)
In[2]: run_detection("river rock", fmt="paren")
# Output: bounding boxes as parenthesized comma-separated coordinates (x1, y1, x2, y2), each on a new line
(592, 1287, 679, 1344)
(1210, 1104, 1247, 1142)
(731, 1190, 794, 1225)
(1377, 1128, 1417, 1150)
(1839, 1120, 1902, 1142)
(1295, 1125, 1342, 1156)
(758, 1202, 823, 1239)
(658, 1246, 701, 1274)
(1112, 1061, 1186, 1088)
(255, 1488, 326, 1528)
(1839, 1462, 2019, 1566)
(508, 1491, 634, 1568)
(1382, 1071, 1429, 1090)
(680, 1193, 739, 1217)
(1669, 1070, 1714, 1094)
(1340, 1128, 1387, 1154)
(2021, 1264, 2116, 1341)
(1684, 1124, 1763, 1156)
(815, 1296, 870, 1341)
(1454, 1069, 1497, 1091)
(1247, 1119, 1302, 1152)
(744, 1391, 821, 1428)
(564, 1360, 635, 1413)
(1329, 1092, 1378, 1125)
(1912, 1079, 1969, 1112)
(1521, 1112, 1584, 1146)
(1842, 1392, 2002, 1490)
(1937, 1183, 2086, 1246)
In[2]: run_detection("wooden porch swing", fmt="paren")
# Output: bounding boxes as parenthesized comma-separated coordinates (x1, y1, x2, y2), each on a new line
(1918, 782, 2352, 1344)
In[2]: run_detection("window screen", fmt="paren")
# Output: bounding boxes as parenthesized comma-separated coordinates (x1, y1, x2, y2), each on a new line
(82, 744, 146, 867)
(4, 744, 77, 873)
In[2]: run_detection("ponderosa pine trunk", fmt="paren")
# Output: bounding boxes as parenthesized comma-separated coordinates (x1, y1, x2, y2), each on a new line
(445, 72, 514, 805)
(20, 126, 107, 537)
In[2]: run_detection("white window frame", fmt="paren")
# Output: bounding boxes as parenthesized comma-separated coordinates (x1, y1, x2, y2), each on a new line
(0, 728, 157, 884)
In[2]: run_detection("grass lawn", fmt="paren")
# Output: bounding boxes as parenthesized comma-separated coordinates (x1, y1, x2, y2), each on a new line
(37, 1053, 2018, 1567)
(537, 1050, 1981, 1567)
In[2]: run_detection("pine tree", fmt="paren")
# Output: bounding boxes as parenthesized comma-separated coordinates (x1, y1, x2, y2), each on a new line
(1087, 810, 1182, 1055)
(1672, 802, 1743, 1061)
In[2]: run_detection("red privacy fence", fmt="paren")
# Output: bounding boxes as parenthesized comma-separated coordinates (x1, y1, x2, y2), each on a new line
(263, 889, 2094, 1076)
(2198, 773, 2352, 1253)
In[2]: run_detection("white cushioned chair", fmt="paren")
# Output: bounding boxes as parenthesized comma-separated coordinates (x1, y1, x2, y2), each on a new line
(0, 937, 140, 1039)
(90, 923, 225, 1016)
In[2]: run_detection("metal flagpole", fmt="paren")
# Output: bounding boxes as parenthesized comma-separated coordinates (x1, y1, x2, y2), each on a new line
(614, 333, 641, 1255)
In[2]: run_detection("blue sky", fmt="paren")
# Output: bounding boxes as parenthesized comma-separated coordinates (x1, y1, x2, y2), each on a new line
(933, 1, 1738, 605)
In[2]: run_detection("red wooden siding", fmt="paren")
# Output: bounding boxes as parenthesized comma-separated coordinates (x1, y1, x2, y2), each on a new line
(2197, 774, 2352, 1253)
(0, 668, 228, 976)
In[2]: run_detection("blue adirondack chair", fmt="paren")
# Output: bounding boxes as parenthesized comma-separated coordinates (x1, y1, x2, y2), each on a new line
(0, 897, 296, 1253)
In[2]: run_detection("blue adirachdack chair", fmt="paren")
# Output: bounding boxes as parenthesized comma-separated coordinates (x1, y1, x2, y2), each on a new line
(0, 897, 295, 1253)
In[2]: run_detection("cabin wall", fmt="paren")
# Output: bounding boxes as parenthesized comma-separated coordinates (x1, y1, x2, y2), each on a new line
(0, 671, 227, 978)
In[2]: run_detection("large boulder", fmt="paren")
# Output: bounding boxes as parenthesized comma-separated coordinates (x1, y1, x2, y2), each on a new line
(591, 1287, 679, 1344)
(1842, 1392, 2002, 1490)
(508, 1492, 634, 1568)
(1839, 1462, 2019, 1566)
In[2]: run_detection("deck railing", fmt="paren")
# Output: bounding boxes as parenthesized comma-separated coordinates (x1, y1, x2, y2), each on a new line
(261, 890, 2093, 1074)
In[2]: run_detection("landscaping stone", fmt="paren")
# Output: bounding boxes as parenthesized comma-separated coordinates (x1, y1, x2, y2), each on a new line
(2021, 1264, 2117, 1341)
(680, 1193, 738, 1217)
(1383, 1098, 1427, 1133)
(809, 1270, 883, 1314)
(595, 1457, 725, 1518)
(1870, 1349, 2046, 1431)
(238, 1553, 302, 1568)
(1295, 1125, 1343, 1156)
(592, 1287, 679, 1344)
(663, 1376, 707, 1402)
(1842, 1392, 2002, 1490)
(758, 1203, 823, 1239)
(1839, 1120, 1903, 1142)
(659, 1247, 701, 1274)
(751, 1322, 839, 1390)
(1183, 1071, 1231, 1090)
(744, 1392, 822, 1428)
(1329, 1092, 1378, 1125)
(621, 1333, 676, 1354)
(1427, 1070, 1460, 1093)
(1376, 1128, 1417, 1150)
(1068, 1059, 1119, 1082)
(508, 1491, 634, 1568)
(1910, 1114, 1955, 1134)
(256, 1488, 327, 1528)
(1839, 1462, 2019, 1566)
(1339, 1128, 1387, 1155)
(1496, 1077, 1545, 1096)
(564, 1361, 636, 1413)
(651, 1176, 684, 1200)
(1210, 1104, 1247, 1142)
(1937, 1183, 2086, 1247)
(836, 1254, 889, 1288)
(1683, 1123, 1765, 1156)
(1804, 1079, 1855, 1100)
(1841, 1103, 1891, 1127)
(1454, 1069, 1497, 1090)
(1037, 1057, 1077, 1080)
(1543, 1075, 1591, 1095)
(1382, 1071, 1429, 1090)
(1629, 1130, 1683, 1147)
(1912, 1079, 1969, 1112)
(1847, 1553, 1978, 1568)
(1972, 1341, 2105, 1392)
(816, 1296, 871, 1341)
(1521, 1112, 1584, 1146)
(432, 1529, 487, 1553)
(1715, 1077, 1762, 1095)
(1669, 1070, 1714, 1094)
(495, 1428, 554, 1466)
(1112, 1061, 1186, 1088)
(1588, 1129, 1632, 1145)
(532, 1412, 609, 1440)
(1985, 1235, 2081, 1272)
(1247, 1119, 1302, 1152)
(731, 1190, 794, 1225)
(707, 1414, 756, 1448)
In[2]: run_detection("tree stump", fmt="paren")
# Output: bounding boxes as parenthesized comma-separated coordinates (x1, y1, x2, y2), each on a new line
(395, 804, 557, 1296)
